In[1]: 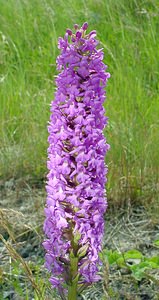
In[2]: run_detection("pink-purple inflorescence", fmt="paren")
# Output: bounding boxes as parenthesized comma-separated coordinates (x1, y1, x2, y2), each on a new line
(43, 22, 110, 290)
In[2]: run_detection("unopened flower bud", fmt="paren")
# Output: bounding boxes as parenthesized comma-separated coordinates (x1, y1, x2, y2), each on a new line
(82, 22, 88, 31)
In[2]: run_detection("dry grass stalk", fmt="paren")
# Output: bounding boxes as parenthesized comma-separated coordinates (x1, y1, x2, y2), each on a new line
(0, 209, 44, 299)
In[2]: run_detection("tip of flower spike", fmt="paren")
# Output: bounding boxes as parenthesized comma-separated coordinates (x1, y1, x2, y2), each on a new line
(74, 24, 79, 30)
(82, 22, 88, 31)
(66, 29, 72, 36)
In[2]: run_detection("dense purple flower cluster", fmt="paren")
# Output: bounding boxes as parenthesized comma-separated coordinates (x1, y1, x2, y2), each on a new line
(43, 22, 110, 289)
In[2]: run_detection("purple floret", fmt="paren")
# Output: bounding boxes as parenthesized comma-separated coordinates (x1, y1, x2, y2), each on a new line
(43, 22, 110, 290)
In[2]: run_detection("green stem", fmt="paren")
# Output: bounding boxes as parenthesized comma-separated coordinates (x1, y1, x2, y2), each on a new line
(68, 254, 79, 300)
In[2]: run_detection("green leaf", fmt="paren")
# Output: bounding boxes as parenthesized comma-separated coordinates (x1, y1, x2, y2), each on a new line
(115, 256, 125, 267)
(124, 249, 143, 260)
(102, 249, 122, 265)
(144, 256, 159, 268)
(153, 239, 159, 247)
(130, 262, 150, 281)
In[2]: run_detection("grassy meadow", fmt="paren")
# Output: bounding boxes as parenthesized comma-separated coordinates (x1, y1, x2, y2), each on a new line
(0, 0, 159, 207)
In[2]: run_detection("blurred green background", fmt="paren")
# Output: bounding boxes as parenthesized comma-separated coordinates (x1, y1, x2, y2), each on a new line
(0, 0, 159, 207)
